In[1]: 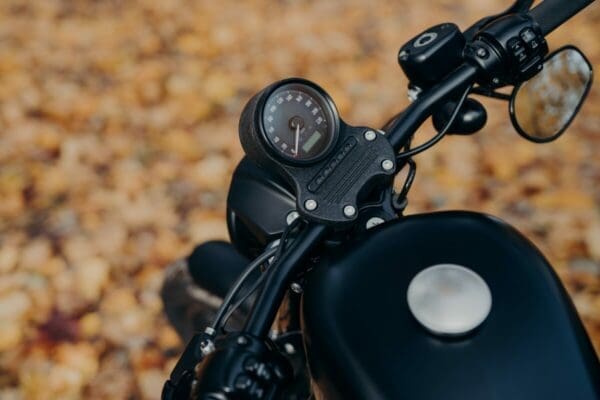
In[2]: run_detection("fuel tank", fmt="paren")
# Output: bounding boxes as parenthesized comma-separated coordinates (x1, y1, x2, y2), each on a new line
(301, 211, 600, 400)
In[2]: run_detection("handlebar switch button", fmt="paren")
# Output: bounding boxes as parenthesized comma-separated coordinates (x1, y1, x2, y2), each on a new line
(520, 28, 540, 50)
(234, 374, 254, 391)
(244, 357, 260, 373)
(508, 39, 528, 64)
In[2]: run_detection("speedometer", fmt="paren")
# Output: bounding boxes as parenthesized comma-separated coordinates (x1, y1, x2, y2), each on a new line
(260, 80, 339, 164)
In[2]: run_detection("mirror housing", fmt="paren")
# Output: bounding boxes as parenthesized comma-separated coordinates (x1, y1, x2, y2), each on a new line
(509, 45, 593, 143)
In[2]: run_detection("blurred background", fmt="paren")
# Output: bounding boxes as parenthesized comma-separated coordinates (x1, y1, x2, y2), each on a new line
(0, 0, 598, 398)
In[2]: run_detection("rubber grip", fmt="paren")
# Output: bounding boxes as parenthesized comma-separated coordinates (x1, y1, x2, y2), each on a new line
(530, 0, 595, 35)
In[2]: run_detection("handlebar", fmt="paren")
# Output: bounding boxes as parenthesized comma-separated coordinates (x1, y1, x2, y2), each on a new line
(530, 0, 595, 36)
(386, 64, 478, 151)
(387, 0, 596, 153)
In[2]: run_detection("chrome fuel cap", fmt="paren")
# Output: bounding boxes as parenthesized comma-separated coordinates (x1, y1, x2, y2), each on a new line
(407, 264, 492, 337)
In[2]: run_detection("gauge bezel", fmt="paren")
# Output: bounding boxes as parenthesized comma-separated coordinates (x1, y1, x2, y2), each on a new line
(257, 78, 341, 166)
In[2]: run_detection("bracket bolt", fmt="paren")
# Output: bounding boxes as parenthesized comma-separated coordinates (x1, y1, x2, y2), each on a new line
(343, 205, 357, 218)
(286, 210, 300, 225)
(284, 343, 296, 354)
(382, 159, 394, 171)
(291, 282, 303, 294)
(304, 199, 318, 211)
(364, 130, 377, 141)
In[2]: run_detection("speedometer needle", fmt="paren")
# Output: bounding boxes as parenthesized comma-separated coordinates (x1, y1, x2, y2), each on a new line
(294, 123, 300, 157)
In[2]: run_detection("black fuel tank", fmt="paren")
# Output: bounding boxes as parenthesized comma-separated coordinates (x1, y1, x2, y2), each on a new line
(301, 211, 600, 400)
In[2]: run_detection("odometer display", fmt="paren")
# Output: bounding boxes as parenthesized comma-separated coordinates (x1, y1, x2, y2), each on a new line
(261, 82, 338, 164)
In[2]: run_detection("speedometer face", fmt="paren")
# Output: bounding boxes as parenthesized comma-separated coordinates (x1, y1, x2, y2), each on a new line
(261, 82, 338, 164)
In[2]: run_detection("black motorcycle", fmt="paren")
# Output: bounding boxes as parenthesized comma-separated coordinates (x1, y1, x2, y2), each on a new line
(161, 0, 600, 398)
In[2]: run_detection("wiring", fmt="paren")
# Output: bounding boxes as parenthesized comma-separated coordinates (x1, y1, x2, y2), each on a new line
(209, 246, 277, 332)
(393, 158, 417, 214)
(210, 218, 302, 333)
(396, 85, 472, 161)
(220, 270, 268, 332)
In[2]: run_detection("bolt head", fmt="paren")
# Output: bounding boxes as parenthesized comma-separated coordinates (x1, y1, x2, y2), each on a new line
(492, 77, 500, 85)
(237, 336, 248, 346)
(343, 205, 357, 218)
(366, 217, 385, 229)
(364, 130, 377, 141)
(304, 199, 317, 211)
(284, 343, 296, 354)
(290, 282, 303, 294)
(286, 210, 300, 225)
(476, 48, 488, 58)
(200, 339, 215, 356)
(381, 159, 394, 171)
(204, 327, 216, 336)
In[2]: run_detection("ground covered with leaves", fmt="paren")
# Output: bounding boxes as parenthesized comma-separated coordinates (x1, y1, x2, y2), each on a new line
(0, 0, 599, 399)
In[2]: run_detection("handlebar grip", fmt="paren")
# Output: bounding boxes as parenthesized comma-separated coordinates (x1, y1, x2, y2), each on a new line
(529, 0, 595, 36)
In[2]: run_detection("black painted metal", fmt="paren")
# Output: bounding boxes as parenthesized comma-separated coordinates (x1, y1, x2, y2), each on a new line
(463, 0, 535, 41)
(385, 63, 479, 150)
(432, 97, 487, 135)
(239, 79, 397, 227)
(244, 224, 328, 337)
(193, 332, 293, 399)
(474, 14, 548, 85)
(530, 0, 595, 36)
(227, 157, 295, 259)
(398, 23, 466, 89)
(302, 212, 600, 400)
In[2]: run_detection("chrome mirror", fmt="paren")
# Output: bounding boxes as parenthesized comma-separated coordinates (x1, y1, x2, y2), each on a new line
(510, 46, 593, 143)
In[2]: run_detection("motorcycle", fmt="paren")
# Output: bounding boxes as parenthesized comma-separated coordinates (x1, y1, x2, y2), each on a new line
(161, 0, 600, 398)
